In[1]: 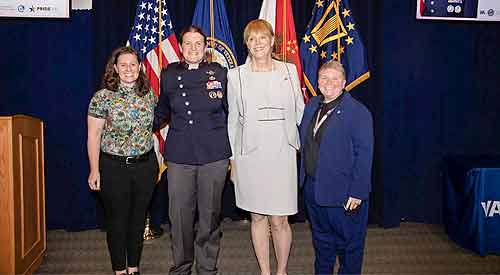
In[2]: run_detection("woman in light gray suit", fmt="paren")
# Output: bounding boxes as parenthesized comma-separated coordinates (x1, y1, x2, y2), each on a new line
(227, 19, 304, 275)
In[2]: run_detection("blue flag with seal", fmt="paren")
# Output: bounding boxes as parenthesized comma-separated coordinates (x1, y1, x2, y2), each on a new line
(192, 0, 238, 69)
(300, 0, 369, 96)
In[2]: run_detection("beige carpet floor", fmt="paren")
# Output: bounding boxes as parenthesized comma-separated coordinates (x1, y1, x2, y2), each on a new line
(35, 221, 500, 274)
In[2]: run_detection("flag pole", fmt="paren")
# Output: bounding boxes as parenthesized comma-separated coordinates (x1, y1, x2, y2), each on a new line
(158, 0, 164, 71)
(282, 0, 287, 62)
(209, 0, 215, 62)
(143, 0, 165, 241)
(156, 1, 169, 176)
(335, 0, 342, 62)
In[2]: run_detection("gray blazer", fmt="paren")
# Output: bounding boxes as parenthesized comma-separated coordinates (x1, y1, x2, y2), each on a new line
(227, 61, 305, 157)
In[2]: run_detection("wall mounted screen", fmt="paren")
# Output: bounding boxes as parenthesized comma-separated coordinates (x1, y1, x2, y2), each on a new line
(416, 0, 500, 21)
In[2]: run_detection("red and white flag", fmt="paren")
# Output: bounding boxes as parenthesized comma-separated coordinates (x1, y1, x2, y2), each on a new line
(259, 0, 308, 101)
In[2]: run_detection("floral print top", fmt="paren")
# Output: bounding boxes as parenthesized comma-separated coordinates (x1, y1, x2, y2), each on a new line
(88, 85, 157, 156)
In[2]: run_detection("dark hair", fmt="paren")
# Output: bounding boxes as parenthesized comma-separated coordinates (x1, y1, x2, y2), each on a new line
(179, 25, 207, 45)
(101, 46, 151, 97)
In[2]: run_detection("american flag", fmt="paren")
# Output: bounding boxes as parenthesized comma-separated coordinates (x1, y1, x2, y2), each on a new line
(127, 0, 181, 173)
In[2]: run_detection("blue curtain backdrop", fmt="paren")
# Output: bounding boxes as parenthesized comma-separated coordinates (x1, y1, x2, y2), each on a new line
(1, 0, 499, 230)
(380, 1, 500, 226)
(0, 12, 95, 229)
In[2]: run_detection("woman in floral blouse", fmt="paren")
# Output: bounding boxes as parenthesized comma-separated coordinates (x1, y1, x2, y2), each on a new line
(87, 46, 158, 275)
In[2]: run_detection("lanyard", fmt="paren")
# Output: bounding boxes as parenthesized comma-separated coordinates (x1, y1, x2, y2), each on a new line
(313, 105, 337, 137)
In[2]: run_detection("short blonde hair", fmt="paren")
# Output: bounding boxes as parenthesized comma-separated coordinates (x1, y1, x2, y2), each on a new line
(243, 19, 274, 45)
(318, 60, 346, 80)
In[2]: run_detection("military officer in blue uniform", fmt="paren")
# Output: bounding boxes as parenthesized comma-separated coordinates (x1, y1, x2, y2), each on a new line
(153, 26, 231, 275)
(422, 0, 478, 18)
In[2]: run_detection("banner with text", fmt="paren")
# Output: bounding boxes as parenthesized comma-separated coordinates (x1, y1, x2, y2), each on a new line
(0, 0, 70, 18)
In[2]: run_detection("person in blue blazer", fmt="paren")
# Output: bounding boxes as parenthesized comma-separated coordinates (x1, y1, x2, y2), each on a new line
(299, 61, 373, 275)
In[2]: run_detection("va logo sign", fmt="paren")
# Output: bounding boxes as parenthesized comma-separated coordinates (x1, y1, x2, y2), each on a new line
(481, 201, 500, 217)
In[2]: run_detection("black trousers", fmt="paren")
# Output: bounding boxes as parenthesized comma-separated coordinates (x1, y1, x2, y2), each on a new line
(99, 151, 158, 271)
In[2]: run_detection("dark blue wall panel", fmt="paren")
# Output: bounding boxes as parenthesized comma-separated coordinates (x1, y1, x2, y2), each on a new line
(1, 1, 499, 229)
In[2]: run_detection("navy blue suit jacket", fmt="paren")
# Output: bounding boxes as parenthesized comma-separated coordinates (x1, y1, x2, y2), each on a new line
(299, 93, 374, 206)
(153, 61, 232, 165)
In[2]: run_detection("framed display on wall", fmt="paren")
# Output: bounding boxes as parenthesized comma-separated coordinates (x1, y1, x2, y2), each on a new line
(416, 0, 500, 21)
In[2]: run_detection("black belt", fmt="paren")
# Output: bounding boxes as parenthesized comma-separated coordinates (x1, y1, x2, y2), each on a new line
(101, 150, 152, 165)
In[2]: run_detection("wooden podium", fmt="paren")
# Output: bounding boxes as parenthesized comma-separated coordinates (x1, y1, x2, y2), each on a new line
(0, 115, 46, 275)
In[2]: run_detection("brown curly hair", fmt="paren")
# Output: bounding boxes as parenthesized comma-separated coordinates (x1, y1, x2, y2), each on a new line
(101, 46, 151, 96)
